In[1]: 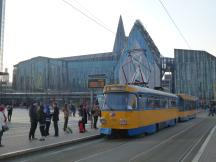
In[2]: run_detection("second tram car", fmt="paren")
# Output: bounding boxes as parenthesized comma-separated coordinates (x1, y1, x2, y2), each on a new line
(177, 93, 197, 121)
(100, 84, 197, 136)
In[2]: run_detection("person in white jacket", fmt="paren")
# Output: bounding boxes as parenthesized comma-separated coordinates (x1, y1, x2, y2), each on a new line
(0, 105, 7, 147)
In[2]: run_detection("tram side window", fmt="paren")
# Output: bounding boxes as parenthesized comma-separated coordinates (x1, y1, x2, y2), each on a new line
(138, 95, 147, 109)
(185, 101, 190, 110)
(154, 99, 160, 108)
(188, 101, 195, 110)
(192, 102, 196, 109)
(187, 101, 190, 110)
(170, 100, 176, 107)
(146, 98, 160, 109)
(161, 99, 168, 108)
(146, 98, 153, 109)
(127, 94, 137, 110)
(178, 99, 184, 111)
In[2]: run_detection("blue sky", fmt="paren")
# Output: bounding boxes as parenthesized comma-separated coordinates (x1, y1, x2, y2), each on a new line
(3, 0, 216, 80)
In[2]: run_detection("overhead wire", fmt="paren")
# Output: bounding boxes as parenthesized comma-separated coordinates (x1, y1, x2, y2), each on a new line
(62, 0, 191, 49)
(62, 0, 115, 35)
(71, 0, 108, 28)
(158, 0, 191, 49)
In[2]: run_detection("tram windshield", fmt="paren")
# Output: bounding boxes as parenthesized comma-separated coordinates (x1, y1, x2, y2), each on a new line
(103, 92, 137, 111)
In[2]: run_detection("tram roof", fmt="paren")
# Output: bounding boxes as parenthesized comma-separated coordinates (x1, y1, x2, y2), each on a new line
(176, 93, 197, 101)
(104, 84, 177, 98)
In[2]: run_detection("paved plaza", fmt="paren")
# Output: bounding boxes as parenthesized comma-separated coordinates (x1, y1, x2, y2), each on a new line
(0, 108, 100, 159)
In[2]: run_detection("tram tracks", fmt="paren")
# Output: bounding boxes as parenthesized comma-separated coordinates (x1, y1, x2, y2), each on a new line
(128, 119, 204, 162)
(177, 125, 211, 162)
(129, 118, 216, 162)
(70, 118, 206, 162)
(4, 115, 214, 162)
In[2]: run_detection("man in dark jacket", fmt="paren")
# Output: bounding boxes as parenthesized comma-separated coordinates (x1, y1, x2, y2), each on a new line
(70, 103, 76, 117)
(92, 104, 101, 129)
(52, 103, 59, 137)
(37, 103, 46, 141)
(7, 105, 13, 122)
(29, 103, 38, 140)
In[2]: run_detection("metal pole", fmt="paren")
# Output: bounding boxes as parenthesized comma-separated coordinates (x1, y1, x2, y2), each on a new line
(90, 89, 94, 128)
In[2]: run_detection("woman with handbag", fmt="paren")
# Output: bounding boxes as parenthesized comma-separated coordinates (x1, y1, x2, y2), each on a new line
(0, 105, 7, 147)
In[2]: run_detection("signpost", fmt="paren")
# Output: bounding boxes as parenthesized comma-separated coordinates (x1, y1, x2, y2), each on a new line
(88, 74, 106, 128)
(88, 78, 106, 89)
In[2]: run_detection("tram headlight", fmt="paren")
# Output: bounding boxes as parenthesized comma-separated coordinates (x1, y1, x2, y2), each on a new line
(119, 119, 128, 125)
(100, 118, 106, 124)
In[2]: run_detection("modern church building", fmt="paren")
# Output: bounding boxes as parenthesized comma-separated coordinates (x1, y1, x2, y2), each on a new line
(13, 16, 161, 92)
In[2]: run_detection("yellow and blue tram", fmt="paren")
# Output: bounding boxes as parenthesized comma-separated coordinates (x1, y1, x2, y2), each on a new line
(177, 93, 197, 121)
(100, 84, 197, 136)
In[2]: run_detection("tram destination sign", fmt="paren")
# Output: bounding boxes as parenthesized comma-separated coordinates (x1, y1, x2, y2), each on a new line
(88, 79, 106, 88)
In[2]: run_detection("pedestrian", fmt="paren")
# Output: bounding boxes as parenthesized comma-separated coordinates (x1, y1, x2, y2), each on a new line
(92, 104, 101, 129)
(37, 102, 46, 141)
(52, 102, 59, 137)
(79, 104, 87, 131)
(0, 105, 7, 147)
(214, 104, 216, 115)
(29, 102, 38, 140)
(70, 103, 76, 117)
(208, 104, 214, 116)
(7, 105, 13, 122)
(205, 104, 209, 112)
(62, 103, 70, 132)
(44, 104, 52, 136)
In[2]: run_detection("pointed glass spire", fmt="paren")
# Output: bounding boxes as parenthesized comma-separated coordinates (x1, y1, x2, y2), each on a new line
(113, 16, 126, 56)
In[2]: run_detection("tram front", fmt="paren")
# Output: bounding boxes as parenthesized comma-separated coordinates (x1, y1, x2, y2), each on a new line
(100, 85, 138, 136)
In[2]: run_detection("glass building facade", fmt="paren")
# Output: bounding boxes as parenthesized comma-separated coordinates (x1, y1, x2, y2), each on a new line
(12, 17, 161, 92)
(114, 20, 161, 88)
(13, 57, 68, 92)
(13, 54, 117, 92)
(175, 49, 216, 100)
